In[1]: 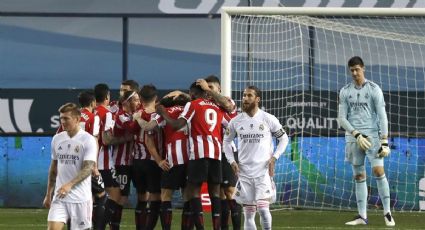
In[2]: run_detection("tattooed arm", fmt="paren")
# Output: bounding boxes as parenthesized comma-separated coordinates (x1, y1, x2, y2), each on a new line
(43, 160, 57, 208)
(56, 160, 95, 199)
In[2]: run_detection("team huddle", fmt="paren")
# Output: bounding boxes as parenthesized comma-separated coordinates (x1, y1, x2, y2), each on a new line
(43, 75, 289, 230)
(42, 56, 395, 229)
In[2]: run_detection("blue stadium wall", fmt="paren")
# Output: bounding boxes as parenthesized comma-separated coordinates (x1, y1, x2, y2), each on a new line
(1, 136, 424, 209)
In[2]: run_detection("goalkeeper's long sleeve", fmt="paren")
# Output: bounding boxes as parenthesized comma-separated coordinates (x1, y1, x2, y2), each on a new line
(373, 89, 389, 138)
(337, 98, 356, 134)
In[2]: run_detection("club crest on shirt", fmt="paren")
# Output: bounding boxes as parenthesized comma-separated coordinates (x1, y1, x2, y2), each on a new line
(250, 124, 254, 129)
(365, 93, 369, 99)
(259, 124, 264, 131)
(74, 145, 80, 153)
(225, 127, 230, 136)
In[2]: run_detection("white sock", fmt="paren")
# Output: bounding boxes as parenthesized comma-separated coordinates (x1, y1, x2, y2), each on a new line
(376, 174, 391, 215)
(243, 205, 257, 230)
(257, 200, 272, 230)
(355, 178, 368, 219)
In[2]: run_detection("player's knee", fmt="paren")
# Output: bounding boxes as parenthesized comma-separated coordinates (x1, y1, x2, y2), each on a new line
(118, 196, 128, 205)
(149, 192, 161, 201)
(256, 200, 270, 210)
(161, 189, 173, 201)
(352, 165, 366, 180)
(106, 187, 121, 202)
(208, 183, 221, 198)
(243, 205, 257, 215)
(372, 166, 385, 177)
(224, 187, 235, 199)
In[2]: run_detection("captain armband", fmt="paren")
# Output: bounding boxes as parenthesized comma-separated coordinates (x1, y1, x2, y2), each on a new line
(273, 128, 286, 138)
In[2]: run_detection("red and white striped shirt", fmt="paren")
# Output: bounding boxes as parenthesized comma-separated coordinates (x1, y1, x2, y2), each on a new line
(112, 110, 138, 166)
(133, 109, 163, 161)
(94, 105, 114, 170)
(155, 105, 189, 166)
(179, 98, 229, 160)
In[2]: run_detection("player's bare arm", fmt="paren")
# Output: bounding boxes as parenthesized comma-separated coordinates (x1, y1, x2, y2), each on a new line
(156, 104, 186, 130)
(56, 160, 95, 199)
(102, 130, 133, 145)
(133, 111, 158, 131)
(268, 157, 276, 177)
(163, 90, 190, 100)
(43, 160, 58, 208)
(145, 132, 170, 171)
(230, 162, 240, 177)
(196, 79, 234, 113)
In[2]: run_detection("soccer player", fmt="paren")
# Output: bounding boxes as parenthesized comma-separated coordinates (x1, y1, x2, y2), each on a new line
(132, 84, 163, 230)
(135, 95, 192, 230)
(77, 91, 107, 230)
(55, 91, 105, 230)
(223, 85, 289, 230)
(93, 83, 122, 230)
(197, 75, 241, 230)
(111, 90, 141, 228)
(337, 56, 395, 227)
(156, 82, 229, 230)
(43, 103, 97, 230)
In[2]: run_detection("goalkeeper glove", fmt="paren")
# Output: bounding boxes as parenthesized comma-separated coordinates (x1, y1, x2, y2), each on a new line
(352, 130, 372, 151)
(378, 138, 390, 157)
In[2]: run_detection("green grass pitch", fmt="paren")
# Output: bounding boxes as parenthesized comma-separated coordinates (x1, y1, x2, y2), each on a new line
(0, 208, 424, 229)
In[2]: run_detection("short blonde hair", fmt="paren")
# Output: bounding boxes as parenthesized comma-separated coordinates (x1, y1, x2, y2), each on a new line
(58, 103, 81, 117)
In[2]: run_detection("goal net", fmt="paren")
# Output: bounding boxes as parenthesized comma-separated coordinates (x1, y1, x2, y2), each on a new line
(221, 7, 425, 211)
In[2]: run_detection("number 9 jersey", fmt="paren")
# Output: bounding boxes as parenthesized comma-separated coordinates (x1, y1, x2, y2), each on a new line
(179, 98, 229, 160)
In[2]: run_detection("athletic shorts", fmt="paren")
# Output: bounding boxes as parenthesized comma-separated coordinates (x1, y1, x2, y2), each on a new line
(47, 199, 92, 230)
(133, 159, 162, 193)
(187, 158, 222, 184)
(221, 153, 237, 188)
(345, 136, 384, 167)
(115, 165, 133, 196)
(91, 174, 105, 195)
(99, 168, 119, 188)
(161, 164, 187, 190)
(234, 172, 273, 205)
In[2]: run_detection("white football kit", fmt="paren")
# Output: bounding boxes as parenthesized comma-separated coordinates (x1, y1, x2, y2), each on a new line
(47, 129, 97, 228)
(223, 109, 288, 204)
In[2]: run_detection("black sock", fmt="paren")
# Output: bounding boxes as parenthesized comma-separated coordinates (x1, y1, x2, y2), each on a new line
(229, 199, 242, 230)
(210, 197, 221, 230)
(110, 202, 123, 230)
(135, 201, 147, 230)
(93, 194, 107, 230)
(146, 200, 161, 230)
(104, 199, 120, 229)
(220, 199, 229, 230)
(190, 198, 204, 230)
(181, 201, 194, 230)
(160, 201, 172, 230)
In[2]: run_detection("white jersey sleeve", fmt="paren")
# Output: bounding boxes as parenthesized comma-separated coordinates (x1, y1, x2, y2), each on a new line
(83, 134, 98, 162)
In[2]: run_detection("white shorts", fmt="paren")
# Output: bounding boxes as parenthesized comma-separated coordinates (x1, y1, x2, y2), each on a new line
(345, 136, 384, 167)
(233, 172, 273, 205)
(47, 199, 92, 230)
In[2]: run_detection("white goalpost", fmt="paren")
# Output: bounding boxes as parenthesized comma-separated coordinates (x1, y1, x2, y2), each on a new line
(221, 7, 425, 211)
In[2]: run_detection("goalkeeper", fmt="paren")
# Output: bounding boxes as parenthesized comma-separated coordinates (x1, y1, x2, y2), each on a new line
(337, 56, 394, 227)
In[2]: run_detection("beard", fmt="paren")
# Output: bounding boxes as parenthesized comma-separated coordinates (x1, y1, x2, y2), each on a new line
(242, 102, 256, 113)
